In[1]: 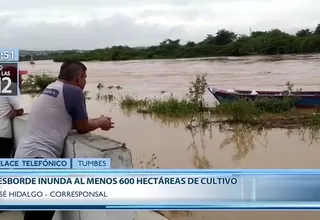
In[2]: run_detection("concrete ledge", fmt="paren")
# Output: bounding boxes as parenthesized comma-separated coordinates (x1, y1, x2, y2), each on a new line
(12, 116, 133, 169)
(64, 132, 133, 168)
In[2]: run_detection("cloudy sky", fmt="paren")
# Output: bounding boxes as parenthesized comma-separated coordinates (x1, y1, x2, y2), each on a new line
(1, 0, 319, 50)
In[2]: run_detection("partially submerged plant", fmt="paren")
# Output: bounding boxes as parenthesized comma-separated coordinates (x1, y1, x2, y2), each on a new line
(186, 73, 211, 128)
(22, 74, 57, 93)
(283, 81, 302, 94)
(120, 95, 149, 109)
(285, 81, 294, 92)
(187, 73, 208, 107)
(119, 73, 212, 118)
(214, 97, 297, 123)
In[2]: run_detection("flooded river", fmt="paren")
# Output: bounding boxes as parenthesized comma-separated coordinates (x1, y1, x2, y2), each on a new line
(19, 55, 320, 220)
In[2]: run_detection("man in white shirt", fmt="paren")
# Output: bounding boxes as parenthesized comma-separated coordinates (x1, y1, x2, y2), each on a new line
(0, 66, 24, 158)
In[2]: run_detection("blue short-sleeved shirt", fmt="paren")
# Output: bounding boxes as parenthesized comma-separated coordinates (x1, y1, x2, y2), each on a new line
(14, 80, 88, 158)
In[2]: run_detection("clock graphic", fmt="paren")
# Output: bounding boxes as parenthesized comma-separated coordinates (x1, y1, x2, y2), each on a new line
(0, 49, 18, 62)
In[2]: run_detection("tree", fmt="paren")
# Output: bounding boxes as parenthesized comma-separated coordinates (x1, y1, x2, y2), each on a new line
(215, 29, 236, 45)
(296, 29, 312, 37)
(41, 23, 320, 62)
(251, 31, 267, 37)
(186, 41, 196, 47)
(200, 34, 215, 44)
(314, 23, 320, 35)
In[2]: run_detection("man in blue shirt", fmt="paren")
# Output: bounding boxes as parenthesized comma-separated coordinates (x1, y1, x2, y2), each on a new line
(15, 61, 114, 220)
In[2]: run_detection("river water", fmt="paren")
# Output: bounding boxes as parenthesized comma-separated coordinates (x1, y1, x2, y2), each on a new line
(19, 55, 320, 220)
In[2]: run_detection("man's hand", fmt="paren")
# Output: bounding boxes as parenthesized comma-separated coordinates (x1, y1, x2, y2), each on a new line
(7, 109, 24, 119)
(7, 109, 17, 119)
(98, 115, 115, 131)
(73, 115, 115, 134)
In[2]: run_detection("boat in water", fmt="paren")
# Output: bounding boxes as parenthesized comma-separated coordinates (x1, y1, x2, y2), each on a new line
(208, 87, 320, 108)
(29, 54, 35, 65)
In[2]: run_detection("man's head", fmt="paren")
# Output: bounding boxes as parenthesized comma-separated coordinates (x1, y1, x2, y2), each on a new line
(58, 61, 87, 90)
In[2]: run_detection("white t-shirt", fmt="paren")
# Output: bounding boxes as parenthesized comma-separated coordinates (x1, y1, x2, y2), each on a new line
(0, 96, 24, 138)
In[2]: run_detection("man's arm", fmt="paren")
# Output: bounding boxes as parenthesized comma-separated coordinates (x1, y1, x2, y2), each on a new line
(8, 96, 24, 118)
(72, 118, 100, 130)
(73, 119, 103, 134)
(65, 86, 107, 134)
(72, 117, 99, 129)
(72, 117, 112, 131)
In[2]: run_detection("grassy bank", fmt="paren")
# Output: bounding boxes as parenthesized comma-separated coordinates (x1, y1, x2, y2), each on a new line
(119, 94, 320, 129)
(21, 73, 320, 129)
(118, 75, 320, 129)
(120, 95, 206, 117)
(212, 100, 320, 129)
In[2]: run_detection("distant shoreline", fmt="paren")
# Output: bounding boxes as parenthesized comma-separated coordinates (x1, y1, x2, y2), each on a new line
(19, 25, 320, 62)
(19, 53, 320, 63)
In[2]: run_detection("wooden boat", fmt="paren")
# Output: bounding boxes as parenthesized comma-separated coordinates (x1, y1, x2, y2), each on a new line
(208, 87, 320, 108)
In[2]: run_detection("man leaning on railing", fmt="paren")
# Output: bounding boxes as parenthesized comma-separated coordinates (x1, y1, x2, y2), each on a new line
(14, 60, 114, 220)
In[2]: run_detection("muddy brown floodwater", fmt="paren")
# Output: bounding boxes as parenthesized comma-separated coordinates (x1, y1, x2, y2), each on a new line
(20, 55, 320, 220)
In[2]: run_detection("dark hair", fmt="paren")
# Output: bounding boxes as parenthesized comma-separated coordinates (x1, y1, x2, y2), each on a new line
(58, 60, 87, 81)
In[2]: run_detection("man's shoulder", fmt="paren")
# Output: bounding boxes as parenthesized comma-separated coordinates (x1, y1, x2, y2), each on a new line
(62, 83, 83, 93)
(62, 84, 84, 100)
(41, 81, 80, 99)
(40, 81, 62, 98)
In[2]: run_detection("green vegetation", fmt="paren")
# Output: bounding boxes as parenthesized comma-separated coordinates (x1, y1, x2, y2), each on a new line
(19, 23, 320, 62)
(120, 95, 203, 117)
(21, 74, 57, 94)
(20, 73, 320, 129)
(119, 74, 320, 129)
(211, 81, 320, 129)
(213, 98, 297, 123)
(119, 74, 300, 120)
(213, 99, 320, 128)
(119, 74, 209, 117)
(119, 95, 149, 109)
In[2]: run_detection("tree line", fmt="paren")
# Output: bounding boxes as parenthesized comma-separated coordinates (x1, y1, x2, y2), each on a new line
(19, 23, 320, 62)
